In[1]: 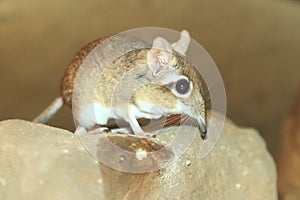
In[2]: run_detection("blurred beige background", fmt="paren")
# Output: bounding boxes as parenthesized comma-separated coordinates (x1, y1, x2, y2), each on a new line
(0, 0, 300, 158)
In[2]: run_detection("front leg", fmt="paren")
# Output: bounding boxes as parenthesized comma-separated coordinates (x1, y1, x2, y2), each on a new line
(128, 112, 146, 136)
(127, 111, 158, 137)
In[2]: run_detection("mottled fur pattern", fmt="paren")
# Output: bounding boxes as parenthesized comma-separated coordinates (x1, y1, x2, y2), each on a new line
(41, 30, 207, 137)
(61, 37, 108, 105)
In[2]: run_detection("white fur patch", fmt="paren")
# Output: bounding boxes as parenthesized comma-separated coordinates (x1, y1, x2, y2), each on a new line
(76, 101, 183, 131)
(77, 102, 115, 129)
(77, 102, 159, 129)
(160, 74, 189, 85)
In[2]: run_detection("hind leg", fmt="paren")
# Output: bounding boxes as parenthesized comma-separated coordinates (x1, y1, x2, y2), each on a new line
(74, 125, 110, 136)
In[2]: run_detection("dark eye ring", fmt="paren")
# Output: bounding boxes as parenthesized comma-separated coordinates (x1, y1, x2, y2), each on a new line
(175, 78, 190, 94)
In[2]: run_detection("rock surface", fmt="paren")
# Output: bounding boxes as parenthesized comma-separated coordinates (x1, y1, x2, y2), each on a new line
(0, 120, 103, 200)
(0, 119, 277, 200)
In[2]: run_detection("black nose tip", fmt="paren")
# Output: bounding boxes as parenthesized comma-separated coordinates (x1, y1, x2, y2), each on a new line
(200, 128, 207, 140)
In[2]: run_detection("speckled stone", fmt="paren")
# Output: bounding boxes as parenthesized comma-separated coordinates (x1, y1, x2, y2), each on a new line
(0, 120, 103, 200)
(0, 119, 277, 200)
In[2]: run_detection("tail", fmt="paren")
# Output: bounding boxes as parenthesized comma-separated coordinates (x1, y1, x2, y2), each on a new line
(33, 97, 64, 124)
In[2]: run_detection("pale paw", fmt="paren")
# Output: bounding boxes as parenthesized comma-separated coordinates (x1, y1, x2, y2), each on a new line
(110, 127, 131, 134)
(75, 126, 109, 136)
(88, 126, 110, 135)
(135, 131, 156, 138)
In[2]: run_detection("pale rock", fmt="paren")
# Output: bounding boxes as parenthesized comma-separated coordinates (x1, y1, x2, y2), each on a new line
(0, 120, 103, 200)
(0, 119, 277, 199)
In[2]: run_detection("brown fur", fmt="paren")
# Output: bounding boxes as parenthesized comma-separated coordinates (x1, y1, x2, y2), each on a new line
(278, 92, 300, 197)
(59, 35, 207, 132)
(61, 37, 108, 106)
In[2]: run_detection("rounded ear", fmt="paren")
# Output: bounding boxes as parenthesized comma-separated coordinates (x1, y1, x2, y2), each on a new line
(172, 30, 190, 56)
(147, 37, 173, 76)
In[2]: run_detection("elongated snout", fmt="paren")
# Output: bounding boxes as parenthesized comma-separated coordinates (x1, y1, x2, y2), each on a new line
(197, 117, 207, 140)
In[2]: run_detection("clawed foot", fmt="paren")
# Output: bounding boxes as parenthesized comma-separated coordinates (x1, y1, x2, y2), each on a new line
(135, 131, 157, 138)
(110, 127, 131, 134)
(75, 125, 157, 138)
(75, 126, 110, 136)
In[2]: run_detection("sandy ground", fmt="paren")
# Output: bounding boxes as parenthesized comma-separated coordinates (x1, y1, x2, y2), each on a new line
(0, 0, 300, 157)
